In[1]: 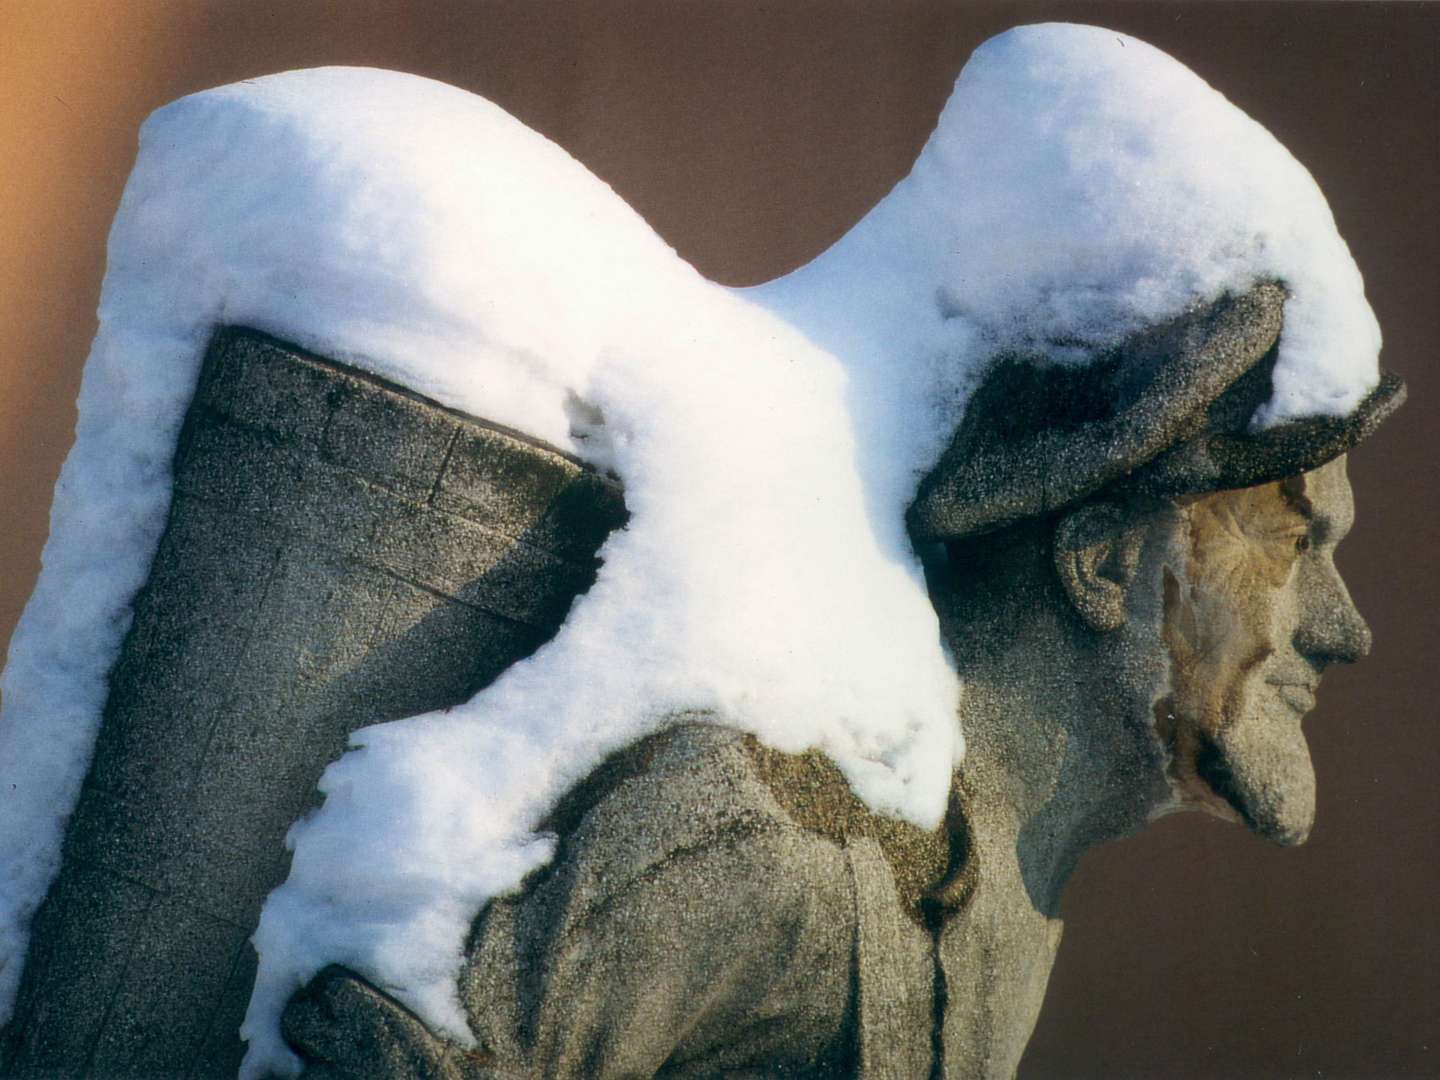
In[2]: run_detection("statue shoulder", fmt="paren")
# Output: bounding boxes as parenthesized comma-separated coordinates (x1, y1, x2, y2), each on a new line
(534, 719, 839, 902)
(532, 718, 957, 924)
(284, 720, 947, 1079)
(456, 721, 867, 1076)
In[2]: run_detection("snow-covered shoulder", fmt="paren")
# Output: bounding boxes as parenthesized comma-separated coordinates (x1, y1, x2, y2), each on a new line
(0, 65, 960, 1075)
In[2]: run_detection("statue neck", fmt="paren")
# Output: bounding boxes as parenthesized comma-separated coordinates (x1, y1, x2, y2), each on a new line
(918, 520, 1177, 1074)
(934, 562, 1172, 920)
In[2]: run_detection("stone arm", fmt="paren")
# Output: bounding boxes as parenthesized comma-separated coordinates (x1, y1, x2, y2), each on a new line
(281, 969, 489, 1080)
(280, 724, 870, 1078)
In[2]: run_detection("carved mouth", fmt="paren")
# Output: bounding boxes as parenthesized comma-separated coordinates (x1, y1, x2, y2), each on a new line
(1266, 679, 1318, 715)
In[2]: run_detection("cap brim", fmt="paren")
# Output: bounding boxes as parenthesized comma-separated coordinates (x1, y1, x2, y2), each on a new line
(907, 283, 1404, 542)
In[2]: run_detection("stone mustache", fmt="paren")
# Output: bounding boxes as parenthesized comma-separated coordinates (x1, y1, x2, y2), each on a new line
(0, 285, 1403, 1078)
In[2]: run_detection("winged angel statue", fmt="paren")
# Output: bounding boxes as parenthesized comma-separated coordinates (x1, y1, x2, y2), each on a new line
(0, 23, 1403, 1080)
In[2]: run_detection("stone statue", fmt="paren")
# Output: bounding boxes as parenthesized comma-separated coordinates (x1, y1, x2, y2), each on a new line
(0, 31, 1408, 1079)
(274, 284, 1404, 1077)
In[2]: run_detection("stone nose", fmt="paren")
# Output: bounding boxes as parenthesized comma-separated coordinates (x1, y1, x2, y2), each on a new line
(1294, 555, 1372, 667)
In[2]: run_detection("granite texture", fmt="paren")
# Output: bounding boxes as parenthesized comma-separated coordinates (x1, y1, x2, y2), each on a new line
(282, 723, 938, 1080)
(1, 329, 626, 1079)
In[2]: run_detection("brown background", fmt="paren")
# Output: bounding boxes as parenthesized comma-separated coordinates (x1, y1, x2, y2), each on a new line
(1, 2, 1435, 1077)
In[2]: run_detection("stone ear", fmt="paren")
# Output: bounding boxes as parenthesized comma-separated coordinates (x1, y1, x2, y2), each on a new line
(1052, 502, 1146, 632)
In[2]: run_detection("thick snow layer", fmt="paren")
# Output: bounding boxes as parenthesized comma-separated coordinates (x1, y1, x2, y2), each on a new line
(0, 65, 961, 1074)
(0, 22, 1381, 1079)
(751, 23, 1381, 431)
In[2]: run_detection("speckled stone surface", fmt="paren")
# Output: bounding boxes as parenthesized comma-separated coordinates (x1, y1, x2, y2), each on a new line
(1, 329, 626, 1079)
(282, 723, 939, 1079)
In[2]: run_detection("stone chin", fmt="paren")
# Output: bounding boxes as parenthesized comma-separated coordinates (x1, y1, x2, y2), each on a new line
(1154, 679, 1319, 847)
(1193, 694, 1318, 846)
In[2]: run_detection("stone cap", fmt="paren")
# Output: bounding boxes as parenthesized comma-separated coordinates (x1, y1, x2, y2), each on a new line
(907, 283, 1406, 541)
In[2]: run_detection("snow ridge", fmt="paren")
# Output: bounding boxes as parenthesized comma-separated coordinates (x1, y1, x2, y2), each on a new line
(0, 66, 961, 1076)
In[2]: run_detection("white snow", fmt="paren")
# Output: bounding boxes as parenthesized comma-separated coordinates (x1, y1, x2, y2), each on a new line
(0, 65, 960, 1074)
(0, 22, 1381, 1079)
(750, 23, 1381, 432)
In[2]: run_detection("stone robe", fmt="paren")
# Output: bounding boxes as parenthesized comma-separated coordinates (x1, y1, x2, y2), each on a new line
(284, 721, 963, 1077)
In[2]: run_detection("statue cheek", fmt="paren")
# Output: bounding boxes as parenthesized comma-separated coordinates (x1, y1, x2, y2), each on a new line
(1157, 541, 1291, 824)
(1162, 555, 1277, 731)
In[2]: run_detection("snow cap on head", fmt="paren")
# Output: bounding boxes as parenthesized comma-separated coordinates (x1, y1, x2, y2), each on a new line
(897, 24, 1406, 541)
(927, 22, 1381, 424)
(758, 22, 1385, 464)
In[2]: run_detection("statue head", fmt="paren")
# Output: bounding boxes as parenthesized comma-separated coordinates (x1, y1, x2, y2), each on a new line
(911, 284, 1404, 854)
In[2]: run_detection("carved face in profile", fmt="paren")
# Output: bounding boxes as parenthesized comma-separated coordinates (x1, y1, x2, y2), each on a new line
(1158, 456, 1370, 844)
